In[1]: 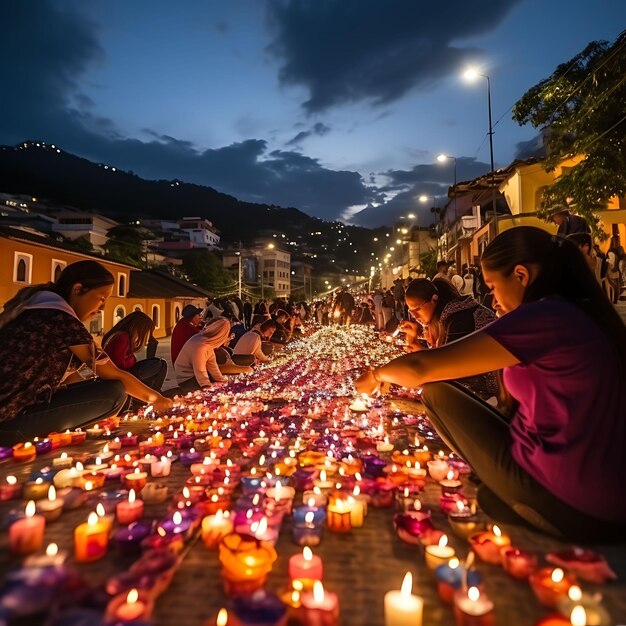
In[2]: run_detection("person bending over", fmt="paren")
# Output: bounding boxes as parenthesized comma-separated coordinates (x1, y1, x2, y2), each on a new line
(0, 261, 173, 444)
(233, 319, 277, 363)
(103, 311, 167, 392)
(355, 227, 626, 541)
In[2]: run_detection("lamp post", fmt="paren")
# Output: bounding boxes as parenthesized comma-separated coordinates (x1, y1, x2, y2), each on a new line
(235, 251, 242, 300)
(463, 68, 497, 236)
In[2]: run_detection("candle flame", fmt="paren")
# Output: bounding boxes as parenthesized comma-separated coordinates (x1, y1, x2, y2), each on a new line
(313, 581, 325, 604)
(173, 511, 183, 525)
(291, 590, 300, 603)
(551, 568, 565, 583)
(570, 606, 587, 626)
(48, 485, 56, 501)
(307, 497, 315, 507)
(76, 462, 84, 471)
(96, 503, 106, 517)
(446, 470, 454, 480)
(182, 487, 190, 498)
(88, 512, 98, 525)
(129, 489, 136, 503)
(492, 524, 502, 537)
(25, 500, 36, 517)
(7, 475, 17, 485)
(254, 517, 268, 538)
(456, 500, 465, 512)
(46, 543, 59, 556)
(320, 470, 327, 481)
(449, 558, 460, 570)
(303, 546, 313, 561)
(438, 534, 448, 548)
(400, 571, 412, 596)
(305, 511, 315, 524)
(127, 588, 138, 604)
(468, 587, 480, 602)
(568, 586, 583, 602)
(216, 608, 228, 626)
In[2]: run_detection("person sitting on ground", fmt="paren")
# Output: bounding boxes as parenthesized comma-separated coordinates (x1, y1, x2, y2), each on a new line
(233, 319, 277, 363)
(102, 311, 167, 392)
(397, 278, 498, 400)
(271, 309, 294, 344)
(171, 305, 204, 365)
(0, 261, 173, 443)
(174, 318, 237, 392)
(355, 227, 626, 541)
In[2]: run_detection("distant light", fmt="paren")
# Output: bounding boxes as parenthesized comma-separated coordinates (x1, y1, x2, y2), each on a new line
(407, 213, 416, 219)
(437, 154, 447, 162)
(463, 67, 480, 81)
(419, 195, 428, 203)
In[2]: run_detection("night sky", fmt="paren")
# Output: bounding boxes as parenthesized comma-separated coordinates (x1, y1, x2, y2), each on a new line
(3, 1, 625, 227)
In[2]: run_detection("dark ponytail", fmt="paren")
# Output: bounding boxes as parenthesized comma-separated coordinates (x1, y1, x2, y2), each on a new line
(482, 226, 626, 365)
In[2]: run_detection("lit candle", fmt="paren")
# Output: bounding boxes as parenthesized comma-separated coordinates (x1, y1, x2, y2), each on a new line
(326, 498, 352, 533)
(556, 586, 611, 626)
(288, 547, 323, 582)
(201, 510, 234, 549)
(469, 525, 511, 565)
(501, 547, 538, 580)
(435, 557, 482, 605)
(106, 588, 153, 622)
(427, 458, 450, 482)
(36, 485, 64, 522)
(23, 477, 51, 501)
(453, 586, 494, 626)
(440, 469, 463, 494)
(74, 511, 109, 562)
(0, 475, 22, 501)
(301, 581, 339, 626)
(52, 452, 74, 469)
(24, 542, 68, 568)
(448, 501, 482, 540)
(425, 534, 456, 571)
(116, 489, 144, 525)
(123, 469, 148, 492)
(13, 441, 37, 462)
(384, 571, 423, 626)
(530, 568, 577, 609)
(9, 500, 46, 555)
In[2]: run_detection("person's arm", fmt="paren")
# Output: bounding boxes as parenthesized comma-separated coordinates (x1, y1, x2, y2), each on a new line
(203, 347, 227, 384)
(253, 336, 269, 362)
(354, 330, 519, 395)
(70, 345, 173, 411)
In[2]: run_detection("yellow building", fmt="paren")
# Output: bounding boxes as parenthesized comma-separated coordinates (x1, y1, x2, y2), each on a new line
(0, 225, 210, 338)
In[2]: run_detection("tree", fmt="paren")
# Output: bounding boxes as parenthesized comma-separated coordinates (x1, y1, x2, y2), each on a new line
(512, 30, 626, 235)
(104, 225, 146, 266)
(181, 249, 235, 294)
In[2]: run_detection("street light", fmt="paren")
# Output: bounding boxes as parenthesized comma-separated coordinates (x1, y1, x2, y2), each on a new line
(235, 251, 242, 299)
(463, 67, 497, 235)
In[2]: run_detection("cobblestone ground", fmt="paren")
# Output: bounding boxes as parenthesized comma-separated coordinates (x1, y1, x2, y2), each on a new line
(1, 326, 625, 626)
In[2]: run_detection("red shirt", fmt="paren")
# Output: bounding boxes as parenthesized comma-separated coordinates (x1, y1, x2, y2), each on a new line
(171, 318, 201, 364)
(103, 331, 136, 370)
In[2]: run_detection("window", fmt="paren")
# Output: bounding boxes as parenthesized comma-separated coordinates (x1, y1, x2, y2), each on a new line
(51, 259, 67, 282)
(13, 252, 33, 284)
(114, 306, 126, 325)
(117, 273, 126, 297)
(152, 304, 161, 329)
(134, 305, 143, 313)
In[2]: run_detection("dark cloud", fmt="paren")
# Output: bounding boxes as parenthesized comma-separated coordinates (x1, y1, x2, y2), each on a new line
(286, 122, 331, 145)
(267, 0, 523, 112)
(514, 133, 547, 159)
(347, 157, 492, 228)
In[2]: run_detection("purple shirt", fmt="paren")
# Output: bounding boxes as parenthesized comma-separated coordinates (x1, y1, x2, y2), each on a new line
(484, 298, 626, 522)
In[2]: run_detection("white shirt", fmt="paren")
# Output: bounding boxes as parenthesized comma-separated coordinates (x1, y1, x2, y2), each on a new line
(233, 330, 268, 362)
(174, 333, 226, 387)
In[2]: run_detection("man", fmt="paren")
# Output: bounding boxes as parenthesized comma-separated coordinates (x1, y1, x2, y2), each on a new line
(433, 261, 449, 281)
(233, 319, 277, 363)
(549, 205, 590, 236)
(243, 297, 253, 328)
(171, 305, 203, 365)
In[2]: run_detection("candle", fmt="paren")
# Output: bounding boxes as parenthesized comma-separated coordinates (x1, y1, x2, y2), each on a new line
(13, 441, 37, 462)
(453, 586, 495, 626)
(24, 542, 68, 568)
(202, 510, 234, 549)
(530, 568, 577, 609)
(384, 571, 423, 626)
(425, 534, 456, 571)
(557, 586, 611, 626)
(440, 470, 463, 494)
(289, 547, 323, 582)
(435, 557, 482, 605)
(427, 458, 450, 482)
(116, 489, 144, 525)
(141, 482, 169, 504)
(52, 452, 74, 469)
(326, 498, 352, 533)
(158, 511, 192, 538)
(469, 525, 511, 565)
(501, 547, 538, 580)
(0, 475, 22, 500)
(123, 469, 148, 492)
(106, 588, 153, 622)
(36, 485, 64, 522)
(292, 510, 325, 547)
(74, 511, 109, 562)
(113, 520, 153, 555)
(9, 501, 46, 555)
(301, 581, 339, 626)
(346, 495, 365, 527)
(448, 501, 483, 540)
(23, 478, 51, 501)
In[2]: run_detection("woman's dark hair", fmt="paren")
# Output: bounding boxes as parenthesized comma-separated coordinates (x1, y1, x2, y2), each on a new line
(1, 260, 115, 321)
(405, 278, 461, 319)
(482, 226, 626, 408)
(102, 311, 155, 353)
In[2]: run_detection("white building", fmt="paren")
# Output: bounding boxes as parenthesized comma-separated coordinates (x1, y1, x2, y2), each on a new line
(179, 217, 220, 248)
(51, 211, 119, 249)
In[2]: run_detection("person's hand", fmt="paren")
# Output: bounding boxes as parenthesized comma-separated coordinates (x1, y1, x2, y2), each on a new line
(354, 369, 390, 396)
(152, 395, 174, 413)
(402, 341, 424, 353)
(398, 320, 418, 340)
(213, 381, 228, 388)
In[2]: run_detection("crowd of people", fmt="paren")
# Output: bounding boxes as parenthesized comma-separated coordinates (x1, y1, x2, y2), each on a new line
(0, 223, 624, 541)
